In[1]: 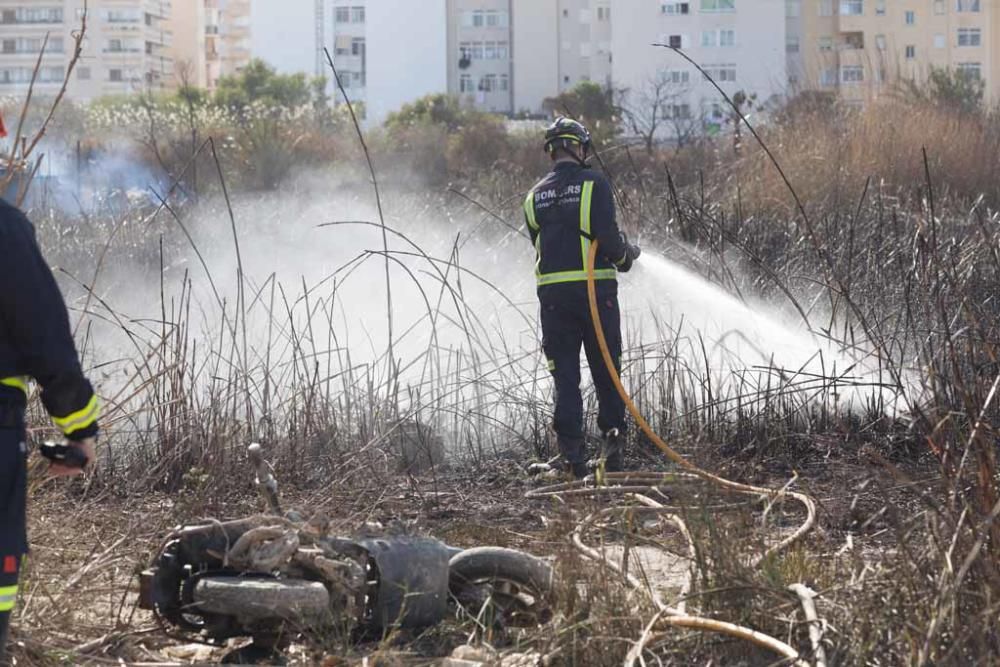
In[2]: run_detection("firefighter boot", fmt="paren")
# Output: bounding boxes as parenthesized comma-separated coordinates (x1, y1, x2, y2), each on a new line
(558, 435, 590, 480)
(603, 428, 625, 473)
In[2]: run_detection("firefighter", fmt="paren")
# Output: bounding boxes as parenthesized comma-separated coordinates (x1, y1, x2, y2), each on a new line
(525, 117, 640, 479)
(0, 198, 99, 660)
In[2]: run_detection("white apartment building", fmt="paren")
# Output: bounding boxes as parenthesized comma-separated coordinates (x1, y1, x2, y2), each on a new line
(612, 0, 787, 138)
(449, 0, 512, 113)
(0, 0, 173, 101)
(251, 0, 448, 125)
(509, 0, 611, 116)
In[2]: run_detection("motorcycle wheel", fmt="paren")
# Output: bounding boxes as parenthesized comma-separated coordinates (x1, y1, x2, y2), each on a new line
(192, 576, 330, 622)
(448, 547, 554, 627)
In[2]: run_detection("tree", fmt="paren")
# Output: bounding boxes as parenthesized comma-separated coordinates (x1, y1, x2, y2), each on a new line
(214, 59, 314, 111)
(619, 70, 698, 152)
(924, 66, 985, 115)
(384, 93, 485, 132)
(543, 81, 619, 142)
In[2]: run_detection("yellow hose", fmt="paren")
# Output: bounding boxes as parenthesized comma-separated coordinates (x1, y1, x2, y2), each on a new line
(578, 241, 818, 665)
(584, 240, 816, 562)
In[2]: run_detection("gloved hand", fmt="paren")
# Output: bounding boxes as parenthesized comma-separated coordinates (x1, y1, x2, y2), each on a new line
(617, 234, 642, 273)
(48, 436, 95, 477)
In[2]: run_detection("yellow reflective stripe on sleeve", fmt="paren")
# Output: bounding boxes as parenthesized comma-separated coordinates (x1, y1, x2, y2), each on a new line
(523, 191, 539, 232)
(547, 359, 556, 372)
(52, 394, 100, 436)
(537, 269, 617, 286)
(0, 584, 17, 612)
(0, 376, 29, 395)
(579, 181, 594, 270)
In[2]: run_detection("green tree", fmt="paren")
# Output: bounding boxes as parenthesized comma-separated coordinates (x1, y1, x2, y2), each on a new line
(543, 81, 620, 142)
(904, 66, 985, 115)
(383, 93, 483, 132)
(214, 59, 313, 110)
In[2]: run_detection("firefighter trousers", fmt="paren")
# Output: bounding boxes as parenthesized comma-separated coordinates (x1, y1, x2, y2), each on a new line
(0, 404, 26, 664)
(539, 283, 626, 467)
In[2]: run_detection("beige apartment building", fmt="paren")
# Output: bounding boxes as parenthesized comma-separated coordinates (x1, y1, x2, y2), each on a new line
(0, 0, 173, 101)
(789, 0, 1000, 104)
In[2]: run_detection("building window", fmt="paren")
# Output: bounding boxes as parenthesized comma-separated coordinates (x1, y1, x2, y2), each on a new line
(334, 7, 349, 23)
(597, 6, 610, 20)
(841, 65, 864, 83)
(819, 0, 833, 17)
(459, 73, 473, 92)
(701, 31, 717, 47)
(700, 0, 735, 11)
(820, 68, 837, 86)
(819, 36, 833, 51)
(786, 1, 800, 18)
(485, 10, 508, 27)
(662, 2, 690, 14)
(875, 0, 885, 14)
(497, 42, 509, 59)
(905, 10, 915, 24)
(786, 35, 800, 52)
(77, 66, 90, 80)
(934, 1, 945, 13)
(472, 43, 484, 59)
(666, 103, 692, 119)
(957, 62, 982, 79)
(335, 35, 351, 56)
(905, 44, 915, 58)
(499, 74, 509, 91)
(958, 28, 982, 46)
(666, 69, 691, 84)
(109, 68, 123, 82)
(956, 0, 980, 11)
(875, 34, 886, 49)
(668, 34, 683, 48)
(703, 64, 736, 82)
(351, 38, 365, 57)
(350, 6, 364, 23)
(840, 0, 863, 15)
(720, 29, 735, 46)
(934, 33, 945, 48)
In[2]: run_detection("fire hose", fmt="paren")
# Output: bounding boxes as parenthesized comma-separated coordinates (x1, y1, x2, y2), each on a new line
(527, 240, 821, 666)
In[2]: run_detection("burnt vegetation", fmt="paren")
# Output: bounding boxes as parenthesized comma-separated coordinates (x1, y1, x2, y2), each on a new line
(4, 40, 1000, 664)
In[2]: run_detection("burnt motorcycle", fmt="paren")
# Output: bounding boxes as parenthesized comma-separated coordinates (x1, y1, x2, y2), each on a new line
(139, 444, 553, 663)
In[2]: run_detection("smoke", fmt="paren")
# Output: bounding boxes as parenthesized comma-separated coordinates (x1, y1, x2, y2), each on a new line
(67, 163, 906, 444)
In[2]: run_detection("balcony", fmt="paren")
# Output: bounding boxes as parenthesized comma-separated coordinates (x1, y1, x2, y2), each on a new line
(840, 31, 865, 50)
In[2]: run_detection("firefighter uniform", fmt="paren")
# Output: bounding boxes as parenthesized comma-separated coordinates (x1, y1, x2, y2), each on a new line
(525, 161, 633, 476)
(0, 198, 100, 655)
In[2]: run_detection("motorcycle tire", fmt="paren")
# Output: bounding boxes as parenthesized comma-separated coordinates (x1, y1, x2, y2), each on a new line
(448, 547, 554, 627)
(192, 576, 330, 622)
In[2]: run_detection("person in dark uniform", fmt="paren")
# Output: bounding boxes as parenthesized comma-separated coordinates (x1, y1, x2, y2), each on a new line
(0, 198, 99, 660)
(524, 117, 641, 479)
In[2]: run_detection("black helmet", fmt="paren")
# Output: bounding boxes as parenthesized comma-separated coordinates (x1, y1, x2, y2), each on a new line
(543, 116, 592, 155)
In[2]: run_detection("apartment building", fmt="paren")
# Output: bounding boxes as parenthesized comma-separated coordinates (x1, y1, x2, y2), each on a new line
(511, 0, 612, 115)
(0, 0, 173, 100)
(168, 0, 206, 87)
(788, 0, 1000, 104)
(612, 0, 787, 136)
(448, 0, 512, 113)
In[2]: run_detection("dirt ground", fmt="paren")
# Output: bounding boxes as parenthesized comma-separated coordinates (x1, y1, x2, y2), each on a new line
(6, 445, 938, 666)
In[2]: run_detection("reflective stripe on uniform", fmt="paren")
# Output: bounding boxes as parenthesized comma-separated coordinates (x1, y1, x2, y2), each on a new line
(0, 585, 17, 612)
(547, 359, 556, 372)
(523, 191, 539, 231)
(0, 377, 28, 396)
(579, 181, 594, 270)
(52, 394, 100, 436)
(537, 269, 617, 286)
